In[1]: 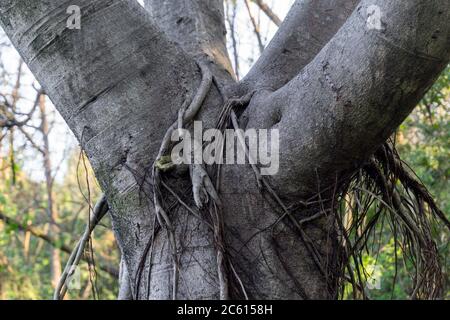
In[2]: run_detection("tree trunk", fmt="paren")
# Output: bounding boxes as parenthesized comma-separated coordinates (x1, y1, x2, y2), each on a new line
(0, 0, 448, 299)
(38, 94, 62, 289)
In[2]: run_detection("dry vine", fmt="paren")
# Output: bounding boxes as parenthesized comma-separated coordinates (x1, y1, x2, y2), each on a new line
(54, 194, 109, 300)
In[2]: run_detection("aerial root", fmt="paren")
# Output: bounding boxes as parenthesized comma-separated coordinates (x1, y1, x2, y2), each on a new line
(115, 54, 448, 299)
(139, 74, 256, 300)
(330, 141, 449, 299)
(54, 194, 108, 300)
(148, 60, 217, 300)
(191, 163, 221, 209)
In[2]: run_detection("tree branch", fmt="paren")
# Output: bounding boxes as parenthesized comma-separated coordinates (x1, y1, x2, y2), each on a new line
(144, 0, 235, 80)
(248, 0, 450, 197)
(251, 0, 282, 26)
(243, 0, 359, 91)
(0, 0, 199, 163)
(0, 0, 205, 292)
(244, 0, 265, 54)
(226, 0, 240, 80)
(0, 211, 119, 277)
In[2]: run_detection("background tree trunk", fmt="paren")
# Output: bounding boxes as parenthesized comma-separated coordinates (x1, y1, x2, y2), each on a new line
(38, 94, 62, 289)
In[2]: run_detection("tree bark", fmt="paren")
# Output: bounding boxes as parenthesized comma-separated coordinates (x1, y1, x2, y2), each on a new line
(144, 0, 234, 83)
(1, 0, 449, 300)
(243, 0, 450, 198)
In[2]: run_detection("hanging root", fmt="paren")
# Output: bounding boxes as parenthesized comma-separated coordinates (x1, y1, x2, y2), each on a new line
(331, 141, 450, 299)
(137, 59, 448, 300)
(190, 163, 221, 209)
(54, 194, 109, 300)
(136, 72, 254, 300)
(228, 100, 448, 299)
(148, 61, 218, 300)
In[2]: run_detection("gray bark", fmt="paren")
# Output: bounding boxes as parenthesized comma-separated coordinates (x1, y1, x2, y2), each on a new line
(144, 0, 234, 83)
(0, 0, 448, 299)
(0, 0, 209, 299)
(244, 0, 450, 198)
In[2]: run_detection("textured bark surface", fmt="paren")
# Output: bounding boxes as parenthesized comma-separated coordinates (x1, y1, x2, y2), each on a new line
(145, 0, 234, 83)
(1, 0, 449, 299)
(244, 0, 450, 198)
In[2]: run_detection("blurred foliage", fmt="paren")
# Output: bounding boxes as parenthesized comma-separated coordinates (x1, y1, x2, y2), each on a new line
(342, 65, 450, 300)
(0, 150, 119, 299)
(392, 65, 449, 299)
